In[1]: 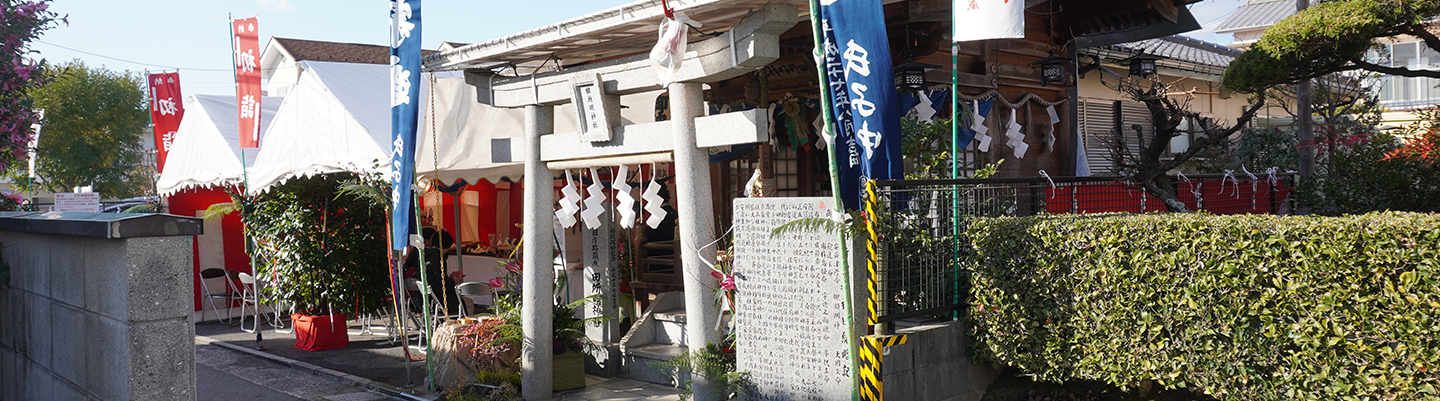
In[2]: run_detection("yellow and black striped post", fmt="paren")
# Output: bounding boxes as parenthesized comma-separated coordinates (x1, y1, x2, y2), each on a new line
(859, 334, 907, 401)
(860, 179, 908, 400)
(864, 180, 882, 331)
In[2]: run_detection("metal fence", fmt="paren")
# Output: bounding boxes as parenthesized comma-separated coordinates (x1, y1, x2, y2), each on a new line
(865, 173, 1296, 325)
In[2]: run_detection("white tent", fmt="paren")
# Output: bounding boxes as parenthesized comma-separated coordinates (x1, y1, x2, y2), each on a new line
(245, 61, 393, 194)
(156, 94, 283, 196)
(414, 77, 525, 185)
(248, 61, 529, 194)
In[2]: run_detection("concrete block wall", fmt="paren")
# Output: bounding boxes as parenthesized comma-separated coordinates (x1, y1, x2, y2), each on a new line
(881, 321, 999, 401)
(0, 230, 197, 400)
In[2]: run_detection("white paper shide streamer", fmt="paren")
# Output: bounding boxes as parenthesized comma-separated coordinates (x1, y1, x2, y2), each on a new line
(555, 170, 581, 228)
(643, 175, 667, 229)
(614, 165, 637, 229)
(1005, 108, 1027, 159)
(581, 167, 606, 229)
(972, 100, 991, 152)
(1046, 105, 1060, 153)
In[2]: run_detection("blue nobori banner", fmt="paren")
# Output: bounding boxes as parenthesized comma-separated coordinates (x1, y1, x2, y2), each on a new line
(389, 0, 421, 251)
(818, 0, 902, 210)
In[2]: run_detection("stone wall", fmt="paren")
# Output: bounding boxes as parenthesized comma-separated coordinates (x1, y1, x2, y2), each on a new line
(880, 321, 999, 401)
(0, 212, 200, 400)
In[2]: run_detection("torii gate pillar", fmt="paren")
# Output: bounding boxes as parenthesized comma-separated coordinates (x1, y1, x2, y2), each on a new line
(521, 104, 555, 399)
(670, 82, 721, 397)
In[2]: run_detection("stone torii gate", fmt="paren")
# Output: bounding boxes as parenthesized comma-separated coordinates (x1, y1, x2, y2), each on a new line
(461, 4, 798, 399)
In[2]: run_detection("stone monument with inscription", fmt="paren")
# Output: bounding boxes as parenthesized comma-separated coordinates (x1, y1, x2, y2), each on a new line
(733, 197, 856, 401)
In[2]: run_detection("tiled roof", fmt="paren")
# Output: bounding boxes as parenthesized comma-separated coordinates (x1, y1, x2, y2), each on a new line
(1083, 34, 1242, 78)
(272, 37, 437, 65)
(1213, 0, 1295, 33)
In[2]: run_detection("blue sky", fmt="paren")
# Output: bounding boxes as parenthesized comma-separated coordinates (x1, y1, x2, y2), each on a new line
(32, 0, 1246, 97)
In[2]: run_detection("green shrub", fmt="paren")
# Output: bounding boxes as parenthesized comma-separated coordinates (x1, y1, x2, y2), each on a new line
(237, 174, 391, 317)
(964, 212, 1440, 400)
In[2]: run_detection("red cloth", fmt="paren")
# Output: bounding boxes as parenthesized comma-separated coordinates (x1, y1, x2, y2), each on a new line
(231, 17, 262, 148)
(292, 313, 349, 351)
(148, 72, 184, 172)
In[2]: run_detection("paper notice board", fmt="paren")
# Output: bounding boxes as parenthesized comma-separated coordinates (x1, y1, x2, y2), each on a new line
(54, 192, 101, 213)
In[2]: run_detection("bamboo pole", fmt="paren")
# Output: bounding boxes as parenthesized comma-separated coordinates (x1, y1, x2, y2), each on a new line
(804, 3, 860, 400)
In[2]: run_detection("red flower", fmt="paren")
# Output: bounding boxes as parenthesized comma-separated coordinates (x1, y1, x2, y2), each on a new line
(712, 270, 737, 290)
(487, 277, 504, 288)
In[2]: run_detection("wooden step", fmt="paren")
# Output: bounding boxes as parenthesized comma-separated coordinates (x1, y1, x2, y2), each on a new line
(642, 241, 674, 250)
(639, 273, 676, 283)
(643, 256, 676, 266)
(629, 280, 682, 291)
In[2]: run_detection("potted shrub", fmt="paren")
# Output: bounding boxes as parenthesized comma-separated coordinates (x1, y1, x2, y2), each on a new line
(483, 255, 608, 392)
(234, 174, 391, 351)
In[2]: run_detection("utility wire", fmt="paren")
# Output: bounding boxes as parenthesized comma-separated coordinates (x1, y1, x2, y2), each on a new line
(37, 40, 232, 72)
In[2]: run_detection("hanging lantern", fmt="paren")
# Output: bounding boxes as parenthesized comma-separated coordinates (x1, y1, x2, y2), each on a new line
(1029, 53, 1070, 86)
(1124, 53, 1163, 77)
(893, 61, 941, 93)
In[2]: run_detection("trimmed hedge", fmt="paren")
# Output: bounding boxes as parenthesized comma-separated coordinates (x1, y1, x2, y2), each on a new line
(965, 212, 1440, 400)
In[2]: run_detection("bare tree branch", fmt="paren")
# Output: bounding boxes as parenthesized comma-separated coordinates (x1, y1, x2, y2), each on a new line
(1154, 93, 1269, 175)
(1406, 22, 1440, 57)
(1344, 56, 1440, 79)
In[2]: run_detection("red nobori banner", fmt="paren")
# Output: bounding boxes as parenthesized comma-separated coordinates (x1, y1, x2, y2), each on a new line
(232, 17, 261, 148)
(148, 72, 184, 172)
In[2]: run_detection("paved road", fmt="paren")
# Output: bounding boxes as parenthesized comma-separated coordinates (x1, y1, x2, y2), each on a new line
(196, 337, 398, 401)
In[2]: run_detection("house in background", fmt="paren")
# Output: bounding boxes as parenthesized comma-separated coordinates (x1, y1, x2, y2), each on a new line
(1214, 0, 1440, 128)
(1075, 34, 1287, 175)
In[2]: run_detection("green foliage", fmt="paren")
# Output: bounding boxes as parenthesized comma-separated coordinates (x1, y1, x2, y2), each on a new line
(901, 116, 955, 179)
(658, 341, 751, 400)
(769, 215, 860, 239)
(15, 60, 150, 197)
(442, 371, 520, 401)
(965, 212, 1440, 400)
(1222, 0, 1440, 93)
(489, 291, 609, 356)
(235, 174, 391, 317)
(1298, 108, 1440, 215)
(1300, 130, 1440, 214)
(1185, 127, 1300, 173)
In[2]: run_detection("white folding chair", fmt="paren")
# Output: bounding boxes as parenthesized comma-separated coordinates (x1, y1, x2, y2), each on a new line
(237, 272, 260, 333)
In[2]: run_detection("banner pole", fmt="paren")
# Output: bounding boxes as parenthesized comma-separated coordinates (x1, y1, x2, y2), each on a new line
(415, 191, 435, 390)
(228, 14, 266, 350)
(805, 2, 859, 400)
(950, 40, 962, 321)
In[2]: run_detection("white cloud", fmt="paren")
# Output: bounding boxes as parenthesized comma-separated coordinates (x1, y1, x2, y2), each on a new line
(258, 0, 295, 12)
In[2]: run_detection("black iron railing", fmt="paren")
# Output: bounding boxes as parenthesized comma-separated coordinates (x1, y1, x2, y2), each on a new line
(866, 173, 1296, 325)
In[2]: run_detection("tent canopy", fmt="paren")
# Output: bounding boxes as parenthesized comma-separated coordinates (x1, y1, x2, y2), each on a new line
(415, 77, 525, 186)
(247, 61, 526, 194)
(156, 94, 283, 196)
(245, 61, 394, 195)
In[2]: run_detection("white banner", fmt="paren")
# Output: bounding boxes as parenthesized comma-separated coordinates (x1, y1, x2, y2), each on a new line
(953, 0, 1025, 42)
